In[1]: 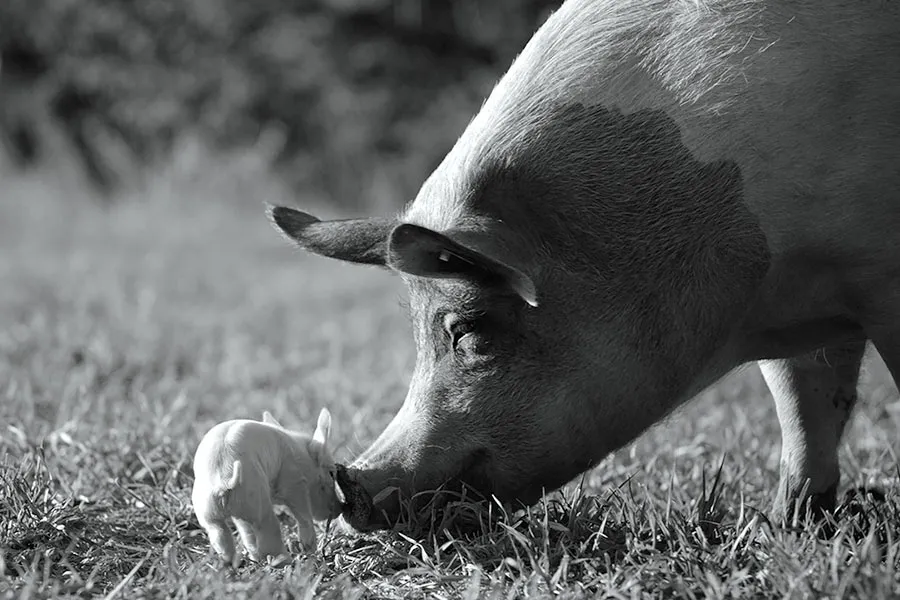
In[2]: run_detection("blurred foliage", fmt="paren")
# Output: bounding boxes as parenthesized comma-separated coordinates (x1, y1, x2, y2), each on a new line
(0, 0, 559, 208)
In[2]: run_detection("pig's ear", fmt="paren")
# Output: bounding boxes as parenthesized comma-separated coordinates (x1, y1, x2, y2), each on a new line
(387, 223, 538, 307)
(312, 408, 332, 448)
(267, 205, 395, 266)
(262, 411, 282, 427)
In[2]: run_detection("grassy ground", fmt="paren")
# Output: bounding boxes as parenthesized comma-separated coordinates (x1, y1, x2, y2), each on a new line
(3, 151, 900, 599)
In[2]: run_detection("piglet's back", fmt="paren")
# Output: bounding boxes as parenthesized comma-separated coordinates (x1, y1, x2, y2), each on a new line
(194, 420, 289, 489)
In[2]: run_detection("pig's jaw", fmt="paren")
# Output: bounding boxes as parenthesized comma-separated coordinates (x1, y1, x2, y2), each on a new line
(337, 447, 506, 532)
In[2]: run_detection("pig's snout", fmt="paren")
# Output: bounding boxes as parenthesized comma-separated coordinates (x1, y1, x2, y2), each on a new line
(335, 464, 382, 531)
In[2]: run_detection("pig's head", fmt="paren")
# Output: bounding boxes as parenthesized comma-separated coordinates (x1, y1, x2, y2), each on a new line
(268, 114, 767, 530)
(269, 203, 628, 530)
(268, 13, 770, 528)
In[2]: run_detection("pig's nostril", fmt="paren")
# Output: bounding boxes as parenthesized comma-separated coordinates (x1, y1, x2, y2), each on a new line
(334, 464, 354, 503)
(333, 476, 347, 505)
(335, 464, 375, 526)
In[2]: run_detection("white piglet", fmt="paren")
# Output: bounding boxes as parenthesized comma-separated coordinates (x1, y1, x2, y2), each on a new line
(191, 408, 342, 564)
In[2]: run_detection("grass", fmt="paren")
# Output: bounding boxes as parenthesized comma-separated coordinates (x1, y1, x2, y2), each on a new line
(3, 146, 900, 599)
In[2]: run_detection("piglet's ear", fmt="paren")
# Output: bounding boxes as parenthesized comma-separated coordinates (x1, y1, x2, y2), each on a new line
(262, 411, 282, 427)
(313, 408, 332, 448)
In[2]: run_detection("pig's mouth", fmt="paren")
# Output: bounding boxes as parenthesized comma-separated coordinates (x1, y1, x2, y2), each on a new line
(335, 450, 498, 533)
(334, 464, 377, 530)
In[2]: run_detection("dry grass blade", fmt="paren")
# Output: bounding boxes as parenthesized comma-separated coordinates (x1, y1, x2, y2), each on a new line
(102, 550, 152, 600)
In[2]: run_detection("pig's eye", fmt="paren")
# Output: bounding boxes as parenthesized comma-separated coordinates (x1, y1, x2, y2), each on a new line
(444, 315, 477, 352)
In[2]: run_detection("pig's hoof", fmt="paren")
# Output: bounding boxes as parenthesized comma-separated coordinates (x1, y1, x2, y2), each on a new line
(207, 545, 233, 566)
(211, 553, 241, 571)
(267, 553, 292, 569)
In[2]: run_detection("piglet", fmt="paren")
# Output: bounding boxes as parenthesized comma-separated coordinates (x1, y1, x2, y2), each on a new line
(191, 408, 342, 565)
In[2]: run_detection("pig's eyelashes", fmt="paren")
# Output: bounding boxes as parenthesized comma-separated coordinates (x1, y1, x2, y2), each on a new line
(444, 314, 477, 351)
(451, 323, 476, 351)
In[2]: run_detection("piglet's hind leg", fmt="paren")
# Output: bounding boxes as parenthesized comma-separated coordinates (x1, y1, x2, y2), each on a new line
(235, 509, 286, 562)
(200, 517, 236, 564)
(233, 518, 260, 561)
(256, 509, 288, 560)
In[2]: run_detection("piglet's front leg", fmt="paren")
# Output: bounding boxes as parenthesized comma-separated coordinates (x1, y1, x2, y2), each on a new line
(285, 496, 317, 552)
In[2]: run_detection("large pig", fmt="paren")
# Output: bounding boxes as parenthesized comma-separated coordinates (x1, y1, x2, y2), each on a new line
(269, 0, 900, 530)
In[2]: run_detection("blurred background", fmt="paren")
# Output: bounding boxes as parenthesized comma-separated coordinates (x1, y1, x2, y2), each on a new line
(0, 0, 581, 478)
(0, 0, 561, 210)
(4, 5, 900, 591)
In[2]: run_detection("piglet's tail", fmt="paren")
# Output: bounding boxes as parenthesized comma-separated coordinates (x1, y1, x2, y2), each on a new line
(225, 460, 242, 490)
